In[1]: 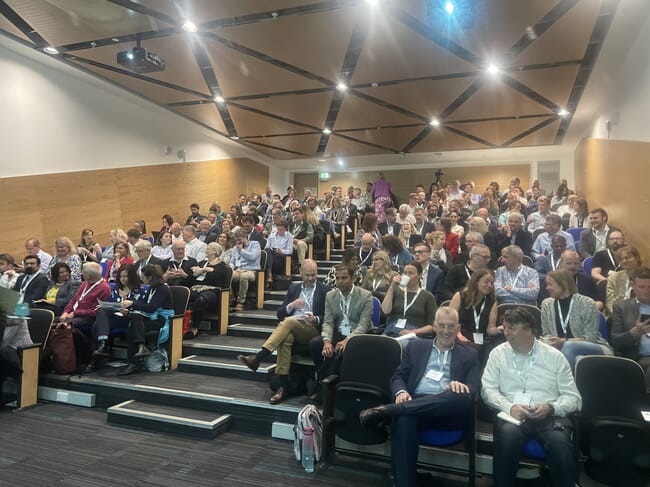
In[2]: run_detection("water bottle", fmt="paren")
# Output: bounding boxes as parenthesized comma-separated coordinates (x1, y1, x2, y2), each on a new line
(301, 426, 315, 473)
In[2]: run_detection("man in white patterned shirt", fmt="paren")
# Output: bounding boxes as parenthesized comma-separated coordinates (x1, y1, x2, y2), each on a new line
(494, 245, 539, 305)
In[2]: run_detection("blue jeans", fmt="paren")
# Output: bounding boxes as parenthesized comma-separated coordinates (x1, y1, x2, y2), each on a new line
(561, 340, 607, 370)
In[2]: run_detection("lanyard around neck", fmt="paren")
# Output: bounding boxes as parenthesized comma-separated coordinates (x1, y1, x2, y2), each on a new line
(403, 288, 421, 317)
(556, 295, 575, 333)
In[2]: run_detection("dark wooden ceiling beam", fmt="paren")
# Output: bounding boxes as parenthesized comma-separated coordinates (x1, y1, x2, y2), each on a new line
(444, 125, 498, 148)
(331, 132, 401, 154)
(227, 101, 322, 132)
(555, 0, 620, 143)
(502, 116, 559, 147)
(499, 75, 560, 113)
(242, 140, 310, 157)
(190, 42, 238, 137)
(0, 0, 48, 46)
(316, 19, 370, 155)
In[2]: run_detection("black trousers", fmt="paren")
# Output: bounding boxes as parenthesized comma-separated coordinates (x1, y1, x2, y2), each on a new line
(265, 250, 288, 276)
(91, 309, 129, 349)
(493, 417, 577, 487)
(127, 314, 164, 359)
(188, 290, 218, 328)
(309, 334, 346, 380)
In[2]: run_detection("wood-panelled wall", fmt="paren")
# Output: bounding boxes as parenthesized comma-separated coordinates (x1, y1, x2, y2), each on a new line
(0, 158, 269, 258)
(309, 164, 531, 202)
(574, 138, 649, 262)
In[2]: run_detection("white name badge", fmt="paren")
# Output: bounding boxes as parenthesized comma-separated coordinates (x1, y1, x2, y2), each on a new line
(426, 369, 444, 382)
(513, 391, 532, 406)
(340, 324, 351, 336)
(395, 318, 407, 329)
(473, 332, 484, 345)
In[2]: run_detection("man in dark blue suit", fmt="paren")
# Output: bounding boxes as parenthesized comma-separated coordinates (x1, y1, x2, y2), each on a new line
(238, 259, 329, 404)
(413, 242, 444, 304)
(359, 307, 480, 487)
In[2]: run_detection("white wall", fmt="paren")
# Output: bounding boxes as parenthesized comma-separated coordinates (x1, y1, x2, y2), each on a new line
(0, 35, 269, 178)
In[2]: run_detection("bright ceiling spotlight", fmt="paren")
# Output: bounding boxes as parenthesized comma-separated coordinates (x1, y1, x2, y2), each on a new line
(365, 0, 379, 6)
(444, 1, 455, 15)
(214, 95, 225, 103)
(43, 46, 59, 55)
(486, 64, 501, 75)
(322, 128, 332, 135)
(182, 21, 198, 32)
(230, 135, 240, 140)
(429, 118, 441, 127)
(558, 109, 570, 117)
(336, 82, 348, 92)
(337, 159, 344, 167)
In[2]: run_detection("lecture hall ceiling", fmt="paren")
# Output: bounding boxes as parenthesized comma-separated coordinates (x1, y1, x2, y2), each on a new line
(0, 0, 618, 160)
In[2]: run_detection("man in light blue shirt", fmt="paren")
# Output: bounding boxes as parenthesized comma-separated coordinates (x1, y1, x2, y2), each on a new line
(264, 220, 294, 284)
(230, 229, 261, 310)
(495, 245, 540, 305)
(531, 214, 575, 260)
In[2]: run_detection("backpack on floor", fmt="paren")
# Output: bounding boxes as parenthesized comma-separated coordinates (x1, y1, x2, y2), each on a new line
(293, 404, 322, 462)
(144, 348, 169, 372)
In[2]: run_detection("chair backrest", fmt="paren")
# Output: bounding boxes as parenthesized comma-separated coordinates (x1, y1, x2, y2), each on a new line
(371, 297, 381, 327)
(225, 266, 234, 287)
(575, 356, 646, 423)
(532, 228, 545, 241)
(567, 227, 586, 243)
(598, 312, 609, 341)
(339, 335, 401, 396)
(496, 304, 542, 334)
(522, 255, 534, 268)
(168, 286, 190, 316)
(27, 309, 54, 345)
(582, 256, 593, 276)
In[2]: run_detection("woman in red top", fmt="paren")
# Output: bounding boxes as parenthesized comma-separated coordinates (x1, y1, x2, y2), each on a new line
(104, 241, 134, 282)
(436, 217, 460, 263)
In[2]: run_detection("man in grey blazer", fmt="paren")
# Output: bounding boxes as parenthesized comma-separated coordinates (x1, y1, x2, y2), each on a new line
(309, 264, 373, 379)
(610, 266, 650, 390)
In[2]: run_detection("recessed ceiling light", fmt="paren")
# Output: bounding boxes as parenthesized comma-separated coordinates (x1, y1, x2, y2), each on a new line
(182, 20, 198, 32)
(558, 109, 570, 117)
(111, 38, 120, 42)
(214, 95, 225, 103)
(337, 159, 344, 167)
(318, 159, 326, 162)
(365, 0, 379, 6)
(43, 46, 59, 55)
(322, 128, 332, 135)
(230, 135, 240, 140)
(486, 64, 500, 75)
(429, 118, 441, 127)
(444, 1, 455, 14)
(336, 82, 348, 92)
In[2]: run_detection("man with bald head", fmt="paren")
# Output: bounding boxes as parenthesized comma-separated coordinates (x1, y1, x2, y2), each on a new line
(24, 238, 52, 274)
(353, 233, 378, 271)
(238, 260, 330, 404)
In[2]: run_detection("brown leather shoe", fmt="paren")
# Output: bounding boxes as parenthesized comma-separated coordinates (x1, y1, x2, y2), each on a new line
(237, 354, 260, 372)
(269, 386, 287, 404)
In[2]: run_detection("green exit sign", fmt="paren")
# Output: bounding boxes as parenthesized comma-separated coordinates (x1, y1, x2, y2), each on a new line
(319, 172, 330, 181)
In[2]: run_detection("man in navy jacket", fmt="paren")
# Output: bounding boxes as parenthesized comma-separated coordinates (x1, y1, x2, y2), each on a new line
(360, 307, 480, 487)
(238, 259, 329, 404)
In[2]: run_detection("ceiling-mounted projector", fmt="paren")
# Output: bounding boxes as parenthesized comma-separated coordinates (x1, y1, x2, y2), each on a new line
(117, 46, 165, 73)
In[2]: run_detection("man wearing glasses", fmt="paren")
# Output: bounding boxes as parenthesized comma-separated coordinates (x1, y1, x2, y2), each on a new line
(413, 242, 444, 304)
(443, 244, 492, 301)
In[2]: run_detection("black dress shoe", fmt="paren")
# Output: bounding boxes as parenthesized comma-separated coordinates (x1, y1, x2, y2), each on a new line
(93, 343, 110, 358)
(133, 345, 151, 359)
(237, 354, 260, 372)
(84, 361, 98, 373)
(359, 406, 389, 428)
(269, 386, 287, 404)
(117, 363, 138, 376)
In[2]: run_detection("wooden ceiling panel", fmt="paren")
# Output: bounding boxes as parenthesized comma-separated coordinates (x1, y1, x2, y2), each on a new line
(335, 94, 423, 130)
(173, 103, 227, 133)
(229, 105, 313, 137)
(204, 40, 325, 98)
(351, 11, 476, 85)
(446, 81, 553, 121)
(323, 135, 384, 158)
(413, 127, 489, 152)
(69, 59, 205, 103)
(355, 77, 477, 122)
(237, 92, 333, 129)
(339, 126, 426, 152)
(514, 0, 601, 65)
(73, 34, 211, 95)
(0, 17, 32, 43)
(216, 7, 357, 83)
(510, 65, 580, 110)
(7, 0, 171, 46)
(134, 0, 326, 22)
(447, 117, 555, 147)
(245, 134, 320, 156)
(508, 118, 562, 148)
(240, 141, 301, 159)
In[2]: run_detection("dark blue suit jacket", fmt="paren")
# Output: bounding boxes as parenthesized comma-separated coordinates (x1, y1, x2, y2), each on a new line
(391, 338, 480, 399)
(423, 264, 445, 304)
(277, 281, 330, 331)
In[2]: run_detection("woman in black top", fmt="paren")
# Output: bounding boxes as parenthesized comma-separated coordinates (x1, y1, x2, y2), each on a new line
(118, 264, 173, 375)
(186, 242, 231, 337)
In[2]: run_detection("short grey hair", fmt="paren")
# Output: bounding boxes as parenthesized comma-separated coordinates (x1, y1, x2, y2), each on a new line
(503, 245, 523, 259)
(206, 242, 223, 256)
(183, 225, 197, 236)
(435, 306, 459, 323)
(134, 239, 152, 250)
(464, 231, 484, 244)
(507, 212, 523, 224)
(82, 262, 102, 280)
(469, 244, 490, 259)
